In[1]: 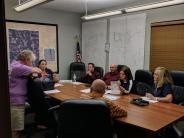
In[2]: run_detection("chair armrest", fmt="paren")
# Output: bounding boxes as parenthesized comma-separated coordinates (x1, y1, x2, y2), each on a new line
(48, 105, 60, 112)
(179, 101, 184, 106)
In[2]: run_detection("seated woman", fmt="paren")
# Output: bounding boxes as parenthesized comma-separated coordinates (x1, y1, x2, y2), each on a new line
(38, 59, 59, 89)
(146, 67, 173, 103)
(118, 65, 133, 94)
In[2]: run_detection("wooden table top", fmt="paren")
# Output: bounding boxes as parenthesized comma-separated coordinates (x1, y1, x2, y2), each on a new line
(48, 83, 184, 132)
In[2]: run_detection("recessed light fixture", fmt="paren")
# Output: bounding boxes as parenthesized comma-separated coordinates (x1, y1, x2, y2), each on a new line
(14, 0, 53, 12)
(81, 0, 184, 20)
(125, 0, 184, 13)
(81, 10, 123, 20)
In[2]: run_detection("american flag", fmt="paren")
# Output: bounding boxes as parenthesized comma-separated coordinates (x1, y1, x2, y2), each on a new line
(76, 41, 82, 62)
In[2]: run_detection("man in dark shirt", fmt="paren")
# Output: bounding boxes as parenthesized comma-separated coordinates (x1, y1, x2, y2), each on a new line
(103, 64, 119, 85)
(82, 63, 100, 84)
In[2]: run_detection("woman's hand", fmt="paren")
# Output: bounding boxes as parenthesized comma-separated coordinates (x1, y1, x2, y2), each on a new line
(146, 93, 156, 100)
(41, 71, 48, 78)
(119, 86, 125, 93)
(119, 86, 130, 94)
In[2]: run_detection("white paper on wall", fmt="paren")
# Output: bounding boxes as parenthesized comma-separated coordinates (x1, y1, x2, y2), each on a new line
(82, 19, 107, 69)
(109, 13, 146, 77)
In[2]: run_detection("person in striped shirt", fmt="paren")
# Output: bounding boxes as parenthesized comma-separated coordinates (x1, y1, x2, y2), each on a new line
(83, 79, 127, 118)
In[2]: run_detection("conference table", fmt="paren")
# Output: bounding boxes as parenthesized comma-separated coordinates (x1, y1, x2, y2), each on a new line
(47, 82, 184, 137)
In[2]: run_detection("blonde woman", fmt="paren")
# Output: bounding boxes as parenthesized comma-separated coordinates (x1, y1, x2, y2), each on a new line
(146, 67, 173, 103)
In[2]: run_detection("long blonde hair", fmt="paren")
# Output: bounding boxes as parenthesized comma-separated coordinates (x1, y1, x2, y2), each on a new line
(155, 67, 173, 88)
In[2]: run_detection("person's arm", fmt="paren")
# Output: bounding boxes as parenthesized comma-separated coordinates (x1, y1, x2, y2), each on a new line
(119, 80, 133, 94)
(146, 93, 173, 103)
(155, 94, 173, 103)
(119, 86, 130, 94)
(105, 99, 127, 118)
(13, 63, 41, 77)
(91, 72, 100, 81)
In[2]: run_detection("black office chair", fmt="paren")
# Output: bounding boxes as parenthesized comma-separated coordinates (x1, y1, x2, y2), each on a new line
(172, 85, 184, 138)
(170, 71, 184, 87)
(172, 85, 184, 105)
(95, 66, 104, 79)
(69, 62, 86, 82)
(57, 99, 113, 138)
(117, 65, 126, 72)
(26, 77, 58, 138)
(134, 69, 153, 86)
(133, 69, 153, 95)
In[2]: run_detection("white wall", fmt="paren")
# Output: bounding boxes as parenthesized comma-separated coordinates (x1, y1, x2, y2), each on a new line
(5, 0, 81, 79)
(83, 4, 184, 71)
(5, 1, 184, 77)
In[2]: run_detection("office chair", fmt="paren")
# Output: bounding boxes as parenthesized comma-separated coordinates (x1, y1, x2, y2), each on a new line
(170, 71, 184, 87)
(27, 77, 58, 138)
(172, 85, 184, 138)
(117, 65, 126, 72)
(172, 85, 184, 105)
(69, 62, 86, 82)
(94, 66, 104, 79)
(134, 69, 153, 86)
(57, 99, 113, 138)
(133, 69, 153, 95)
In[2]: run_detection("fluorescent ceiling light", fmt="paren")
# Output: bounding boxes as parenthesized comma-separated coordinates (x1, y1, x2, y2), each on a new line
(81, 10, 122, 20)
(14, 0, 53, 12)
(125, 0, 184, 13)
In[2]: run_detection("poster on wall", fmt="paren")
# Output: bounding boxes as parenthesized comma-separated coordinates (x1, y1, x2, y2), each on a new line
(6, 20, 59, 72)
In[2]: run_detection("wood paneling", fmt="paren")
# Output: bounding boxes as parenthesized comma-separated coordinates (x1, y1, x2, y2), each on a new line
(150, 23, 184, 71)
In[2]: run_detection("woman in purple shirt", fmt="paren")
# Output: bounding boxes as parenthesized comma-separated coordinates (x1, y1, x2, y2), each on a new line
(9, 50, 41, 138)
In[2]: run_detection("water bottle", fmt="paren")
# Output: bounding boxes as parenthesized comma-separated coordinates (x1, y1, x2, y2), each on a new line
(73, 73, 77, 82)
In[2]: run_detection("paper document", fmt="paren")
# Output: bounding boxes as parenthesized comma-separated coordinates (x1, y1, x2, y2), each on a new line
(104, 95, 120, 100)
(54, 83, 63, 87)
(80, 88, 91, 93)
(44, 89, 61, 94)
(105, 90, 121, 95)
(72, 82, 83, 85)
(59, 80, 72, 83)
(141, 97, 158, 103)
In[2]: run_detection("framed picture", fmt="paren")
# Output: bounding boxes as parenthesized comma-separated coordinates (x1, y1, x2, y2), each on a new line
(6, 20, 59, 73)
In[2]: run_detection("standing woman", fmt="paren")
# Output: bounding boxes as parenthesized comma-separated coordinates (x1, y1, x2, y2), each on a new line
(38, 59, 59, 83)
(9, 50, 41, 138)
(119, 66, 133, 94)
(146, 67, 173, 103)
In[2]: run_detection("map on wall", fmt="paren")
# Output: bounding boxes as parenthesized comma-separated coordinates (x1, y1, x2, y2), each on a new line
(109, 13, 146, 76)
(82, 19, 107, 70)
(8, 29, 39, 65)
(6, 21, 58, 72)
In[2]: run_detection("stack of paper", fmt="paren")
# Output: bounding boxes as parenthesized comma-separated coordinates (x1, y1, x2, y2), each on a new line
(105, 90, 121, 95)
(141, 97, 158, 103)
(103, 95, 120, 100)
(59, 80, 72, 83)
(80, 88, 91, 93)
(54, 83, 63, 87)
(72, 82, 83, 85)
(44, 89, 61, 94)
